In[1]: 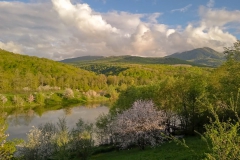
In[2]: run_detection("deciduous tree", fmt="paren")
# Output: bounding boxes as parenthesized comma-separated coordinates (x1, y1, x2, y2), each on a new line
(111, 100, 167, 150)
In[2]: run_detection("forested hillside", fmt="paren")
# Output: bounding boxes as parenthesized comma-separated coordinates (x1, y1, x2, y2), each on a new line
(168, 47, 225, 66)
(0, 49, 103, 92)
(61, 55, 202, 66)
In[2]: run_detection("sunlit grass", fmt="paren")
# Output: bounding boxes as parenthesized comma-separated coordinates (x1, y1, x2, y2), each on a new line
(91, 136, 208, 160)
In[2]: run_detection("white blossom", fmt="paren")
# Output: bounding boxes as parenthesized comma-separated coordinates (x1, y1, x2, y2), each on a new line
(111, 100, 167, 149)
(63, 88, 74, 99)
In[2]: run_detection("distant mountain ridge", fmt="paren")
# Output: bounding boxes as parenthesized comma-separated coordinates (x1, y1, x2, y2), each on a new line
(61, 47, 225, 67)
(168, 47, 225, 66)
(61, 56, 104, 63)
(61, 55, 204, 67)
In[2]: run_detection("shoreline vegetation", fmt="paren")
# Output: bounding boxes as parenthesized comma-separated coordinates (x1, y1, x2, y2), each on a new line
(0, 87, 112, 116)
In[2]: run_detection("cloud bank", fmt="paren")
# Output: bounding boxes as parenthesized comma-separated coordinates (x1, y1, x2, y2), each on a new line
(0, 0, 239, 60)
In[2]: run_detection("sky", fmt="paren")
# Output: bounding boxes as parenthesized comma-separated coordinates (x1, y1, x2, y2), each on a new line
(0, 0, 240, 60)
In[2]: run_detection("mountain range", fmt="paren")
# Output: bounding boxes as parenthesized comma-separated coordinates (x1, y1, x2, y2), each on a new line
(61, 47, 225, 67)
(168, 47, 225, 66)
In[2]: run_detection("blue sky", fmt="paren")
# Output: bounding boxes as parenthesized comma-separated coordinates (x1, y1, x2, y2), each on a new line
(70, 0, 239, 29)
(0, 0, 240, 59)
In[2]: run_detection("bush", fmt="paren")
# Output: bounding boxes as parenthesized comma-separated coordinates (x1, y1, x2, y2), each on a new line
(95, 113, 114, 145)
(63, 88, 74, 99)
(69, 119, 94, 160)
(202, 105, 240, 160)
(17, 118, 95, 160)
(0, 118, 20, 160)
(111, 100, 167, 150)
(35, 93, 45, 105)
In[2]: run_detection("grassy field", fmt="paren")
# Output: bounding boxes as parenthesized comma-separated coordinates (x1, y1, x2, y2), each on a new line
(91, 136, 208, 160)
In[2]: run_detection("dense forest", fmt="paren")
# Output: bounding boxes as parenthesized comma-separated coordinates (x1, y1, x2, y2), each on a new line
(0, 49, 104, 92)
(1, 41, 240, 159)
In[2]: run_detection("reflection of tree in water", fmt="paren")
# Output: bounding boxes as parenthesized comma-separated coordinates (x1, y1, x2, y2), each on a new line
(22, 109, 35, 125)
(86, 104, 100, 108)
(64, 107, 72, 115)
(7, 107, 24, 126)
(7, 108, 35, 126)
(0, 112, 7, 119)
(34, 106, 45, 116)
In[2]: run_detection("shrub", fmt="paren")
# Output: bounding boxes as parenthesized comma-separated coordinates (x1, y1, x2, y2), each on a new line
(35, 93, 45, 105)
(111, 100, 167, 150)
(27, 94, 35, 104)
(63, 88, 74, 99)
(0, 94, 7, 107)
(0, 118, 20, 160)
(69, 119, 94, 160)
(17, 118, 95, 160)
(12, 95, 25, 107)
(202, 105, 240, 160)
(95, 113, 114, 145)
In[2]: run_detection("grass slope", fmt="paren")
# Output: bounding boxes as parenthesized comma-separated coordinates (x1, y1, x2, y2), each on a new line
(91, 137, 208, 160)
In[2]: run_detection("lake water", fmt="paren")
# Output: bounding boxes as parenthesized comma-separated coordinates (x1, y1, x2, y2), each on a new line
(6, 105, 109, 140)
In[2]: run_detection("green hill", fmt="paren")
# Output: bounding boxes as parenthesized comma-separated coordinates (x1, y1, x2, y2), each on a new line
(61, 55, 203, 66)
(0, 49, 102, 92)
(168, 47, 225, 66)
(60, 56, 104, 63)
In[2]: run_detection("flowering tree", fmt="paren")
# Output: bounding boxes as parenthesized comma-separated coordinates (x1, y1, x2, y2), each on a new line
(18, 125, 57, 160)
(27, 94, 35, 104)
(63, 88, 74, 99)
(111, 100, 167, 150)
(17, 118, 95, 160)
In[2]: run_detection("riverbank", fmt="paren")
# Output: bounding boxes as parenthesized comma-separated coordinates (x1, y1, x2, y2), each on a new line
(0, 89, 112, 116)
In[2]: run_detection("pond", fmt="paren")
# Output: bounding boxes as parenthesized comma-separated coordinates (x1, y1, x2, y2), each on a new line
(6, 105, 109, 140)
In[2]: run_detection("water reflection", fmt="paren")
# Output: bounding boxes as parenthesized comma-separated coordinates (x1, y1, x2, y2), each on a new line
(6, 105, 109, 140)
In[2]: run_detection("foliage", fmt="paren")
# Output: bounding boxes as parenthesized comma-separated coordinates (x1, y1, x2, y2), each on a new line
(111, 100, 167, 150)
(202, 104, 240, 160)
(18, 125, 57, 160)
(79, 64, 128, 76)
(95, 113, 114, 145)
(13, 95, 25, 107)
(70, 119, 94, 160)
(0, 49, 108, 93)
(224, 40, 240, 61)
(112, 74, 210, 135)
(35, 92, 45, 105)
(0, 117, 21, 160)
